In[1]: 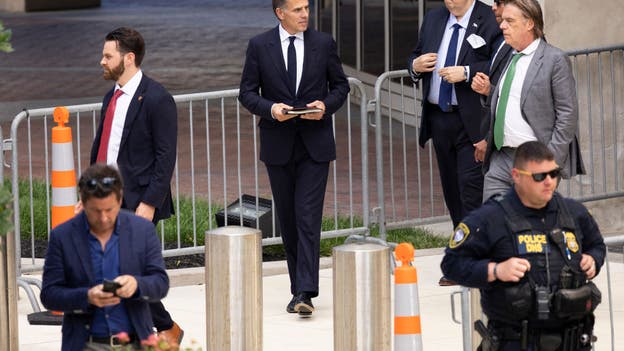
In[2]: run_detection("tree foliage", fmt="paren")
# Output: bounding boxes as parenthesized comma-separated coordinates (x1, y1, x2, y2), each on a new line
(0, 21, 13, 53)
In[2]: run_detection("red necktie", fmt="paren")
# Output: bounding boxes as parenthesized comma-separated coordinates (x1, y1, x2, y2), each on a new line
(96, 89, 124, 163)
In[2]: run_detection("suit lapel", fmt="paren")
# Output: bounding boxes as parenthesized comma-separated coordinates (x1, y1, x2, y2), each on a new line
(119, 76, 147, 151)
(72, 213, 95, 283)
(299, 30, 317, 97)
(429, 11, 449, 53)
(520, 41, 545, 108)
(266, 26, 291, 94)
(117, 213, 131, 273)
(457, 3, 481, 64)
(491, 44, 512, 74)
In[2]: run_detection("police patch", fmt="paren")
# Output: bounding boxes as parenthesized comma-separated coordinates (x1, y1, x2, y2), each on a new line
(565, 231, 579, 253)
(449, 223, 470, 249)
(516, 233, 548, 254)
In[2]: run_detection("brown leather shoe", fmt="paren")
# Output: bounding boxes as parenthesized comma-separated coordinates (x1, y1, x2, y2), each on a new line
(158, 321, 184, 346)
(438, 276, 458, 286)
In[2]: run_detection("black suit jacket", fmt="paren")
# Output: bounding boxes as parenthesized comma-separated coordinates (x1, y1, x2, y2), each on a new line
(407, 0, 502, 147)
(91, 75, 177, 222)
(480, 41, 513, 136)
(238, 26, 350, 165)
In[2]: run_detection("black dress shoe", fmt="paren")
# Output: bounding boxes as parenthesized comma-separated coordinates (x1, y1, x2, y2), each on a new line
(293, 292, 314, 317)
(286, 295, 297, 313)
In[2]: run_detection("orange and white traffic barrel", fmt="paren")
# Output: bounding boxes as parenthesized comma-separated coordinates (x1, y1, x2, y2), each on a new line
(51, 106, 77, 228)
(394, 242, 423, 351)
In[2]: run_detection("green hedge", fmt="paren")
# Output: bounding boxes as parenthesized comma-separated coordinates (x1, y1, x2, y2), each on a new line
(15, 179, 447, 252)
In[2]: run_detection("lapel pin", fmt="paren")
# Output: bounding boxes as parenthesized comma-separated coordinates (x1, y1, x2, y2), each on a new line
(138, 96, 143, 101)
(472, 23, 478, 28)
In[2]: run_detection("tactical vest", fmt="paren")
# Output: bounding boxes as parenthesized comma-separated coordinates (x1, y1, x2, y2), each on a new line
(490, 194, 601, 350)
(497, 193, 582, 291)
(495, 194, 599, 325)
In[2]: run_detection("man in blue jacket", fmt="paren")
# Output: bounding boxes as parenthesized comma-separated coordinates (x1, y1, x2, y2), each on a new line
(41, 164, 169, 350)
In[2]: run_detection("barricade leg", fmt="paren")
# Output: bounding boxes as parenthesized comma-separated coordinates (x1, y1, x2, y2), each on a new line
(333, 242, 391, 351)
(205, 226, 262, 351)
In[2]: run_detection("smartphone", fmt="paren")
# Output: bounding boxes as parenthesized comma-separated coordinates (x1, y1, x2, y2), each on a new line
(102, 279, 122, 295)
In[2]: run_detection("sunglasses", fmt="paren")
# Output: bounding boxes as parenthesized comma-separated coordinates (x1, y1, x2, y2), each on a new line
(83, 177, 118, 190)
(516, 168, 562, 182)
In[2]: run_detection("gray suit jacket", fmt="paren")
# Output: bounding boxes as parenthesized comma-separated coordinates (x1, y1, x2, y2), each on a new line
(484, 39, 585, 178)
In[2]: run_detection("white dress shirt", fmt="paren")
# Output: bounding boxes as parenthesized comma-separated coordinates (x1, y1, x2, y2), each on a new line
(107, 70, 143, 166)
(427, 0, 476, 105)
(498, 39, 540, 147)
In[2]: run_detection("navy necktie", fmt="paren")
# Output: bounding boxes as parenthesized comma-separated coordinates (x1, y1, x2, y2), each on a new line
(439, 23, 461, 112)
(288, 36, 297, 96)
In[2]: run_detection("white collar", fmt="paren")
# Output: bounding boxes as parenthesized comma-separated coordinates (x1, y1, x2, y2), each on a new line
(279, 24, 304, 43)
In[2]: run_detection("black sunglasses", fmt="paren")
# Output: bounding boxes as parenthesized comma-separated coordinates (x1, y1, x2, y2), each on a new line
(83, 177, 118, 190)
(516, 168, 562, 182)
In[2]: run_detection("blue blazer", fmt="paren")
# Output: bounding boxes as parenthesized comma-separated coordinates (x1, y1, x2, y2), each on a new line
(90, 75, 178, 222)
(407, 0, 502, 146)
(40, 210, 169, 351)
(238, 26, 350, 165)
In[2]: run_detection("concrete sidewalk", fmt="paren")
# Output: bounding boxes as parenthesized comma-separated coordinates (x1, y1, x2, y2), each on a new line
(18, 251, 624, 350)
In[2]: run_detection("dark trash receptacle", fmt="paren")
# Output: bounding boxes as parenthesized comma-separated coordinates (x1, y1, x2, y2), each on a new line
(215, 194, 280, 239)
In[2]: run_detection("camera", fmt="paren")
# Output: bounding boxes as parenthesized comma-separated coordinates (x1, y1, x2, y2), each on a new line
(535, 286, 550, 320)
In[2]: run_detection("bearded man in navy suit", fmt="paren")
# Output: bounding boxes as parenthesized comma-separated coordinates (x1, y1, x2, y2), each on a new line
(90, 27, 182, 344)
(239, 0, 349, 317)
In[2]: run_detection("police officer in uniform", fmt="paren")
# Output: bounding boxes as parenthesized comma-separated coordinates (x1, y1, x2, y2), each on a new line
(442, 141, 606, 351)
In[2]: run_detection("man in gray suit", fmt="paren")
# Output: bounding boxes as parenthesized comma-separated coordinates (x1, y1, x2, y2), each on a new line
(482, 0, 584, 201)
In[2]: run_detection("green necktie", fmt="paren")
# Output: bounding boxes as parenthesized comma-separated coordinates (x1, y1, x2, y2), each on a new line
(494, 53, 523, 150)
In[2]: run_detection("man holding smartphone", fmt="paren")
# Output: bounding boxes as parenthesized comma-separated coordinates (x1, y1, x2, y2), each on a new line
(41, 164, 169, 350)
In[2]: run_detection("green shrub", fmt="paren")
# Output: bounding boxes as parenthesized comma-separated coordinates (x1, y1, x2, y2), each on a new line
(16, 179, 446, 253)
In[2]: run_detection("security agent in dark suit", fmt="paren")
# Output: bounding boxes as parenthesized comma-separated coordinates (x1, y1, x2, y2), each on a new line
(407, 0, 502, 227)
(41, 164, 169, 351)
(90, 27, 182, 344)
(239, 0, 349, 316)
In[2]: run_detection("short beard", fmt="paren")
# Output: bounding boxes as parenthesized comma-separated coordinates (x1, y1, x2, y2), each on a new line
(103, 60, 125, 81)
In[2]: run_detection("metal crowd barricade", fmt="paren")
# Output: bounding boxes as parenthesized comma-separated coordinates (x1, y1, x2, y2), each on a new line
(8, 78, 369, 313)
(371, 45, 624, 239)
(372, 69, 448, 242)
(370, 45, 624, 350)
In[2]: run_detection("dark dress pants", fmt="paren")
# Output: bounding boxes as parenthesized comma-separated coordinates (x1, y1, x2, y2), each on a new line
(428, 104, 484, 227)
(265, 134, 329, 298)
(147, 218, 173, 331)
(149, 301, 173, 331)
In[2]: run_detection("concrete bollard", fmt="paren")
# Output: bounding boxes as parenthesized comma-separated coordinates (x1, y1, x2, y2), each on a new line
(333, 242, 391, 351)
(205, 226, 262, 351)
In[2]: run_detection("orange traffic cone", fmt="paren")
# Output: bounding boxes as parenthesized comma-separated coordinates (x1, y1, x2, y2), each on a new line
(394, 242, 423, 351)
(51, 106, 77, 228)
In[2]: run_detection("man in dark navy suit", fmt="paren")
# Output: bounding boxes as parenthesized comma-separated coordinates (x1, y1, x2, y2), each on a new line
(90, 27, 182, 344)
(407, 0, 502, 227)
(239, 0, 349, 317)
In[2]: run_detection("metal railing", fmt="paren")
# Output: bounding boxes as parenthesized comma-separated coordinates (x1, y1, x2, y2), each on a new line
(6, 43, 624, 348)
(8, 78, 369, 312)
(371, 45, 624, 239)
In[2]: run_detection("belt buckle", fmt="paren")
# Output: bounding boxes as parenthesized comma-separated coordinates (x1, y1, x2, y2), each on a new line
(110, 335, 124, 348)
